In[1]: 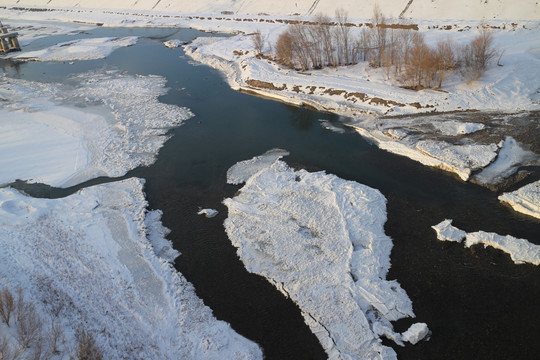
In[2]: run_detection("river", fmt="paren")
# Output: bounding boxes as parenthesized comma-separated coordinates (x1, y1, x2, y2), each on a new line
(2, 26, 539, 360)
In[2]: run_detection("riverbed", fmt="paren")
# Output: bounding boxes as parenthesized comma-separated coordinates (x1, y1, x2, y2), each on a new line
(2, 26, 539, 360)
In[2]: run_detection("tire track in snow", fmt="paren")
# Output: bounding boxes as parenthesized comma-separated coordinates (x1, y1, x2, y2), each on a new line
(399, 0, 415, 18)
(307, 0, 321, 15)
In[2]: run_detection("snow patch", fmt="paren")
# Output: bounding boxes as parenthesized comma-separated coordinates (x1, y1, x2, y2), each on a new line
(432, 121, 485, 136)
(224, 152, 427, 359)
(432, 219, 540, 265)
(499, 180, 540, 220)
(474, 137, 537, 186)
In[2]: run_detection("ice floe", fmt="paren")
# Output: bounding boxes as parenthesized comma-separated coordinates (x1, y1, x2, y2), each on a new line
(197, 208, 219, 218)
(163, 39, 187, 49)
(432, 219, 540, 265)
(0, 178, 263, 359)
(12, 37, 138, 62)
(0, 71, 192, 187)
(224, 152, 427, 359)
(226, 148, 290, 185)
(499, 180, 540, 220)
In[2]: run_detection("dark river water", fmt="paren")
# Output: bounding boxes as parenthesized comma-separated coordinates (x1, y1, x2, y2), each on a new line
(2, 26, 539, 360)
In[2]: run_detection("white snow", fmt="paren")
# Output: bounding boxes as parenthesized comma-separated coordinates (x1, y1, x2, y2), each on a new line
(0, 71, 193, 187)
(163, 39, 187, 49)
(197, 208, 219, 218)
(415, 140, 499, 181)
(224, 152, 427, 359)
(474, 137, 537, 186)
(499, 180, 540, 220)
(432, 121, 485, 136)
(0, 0, 538, 20)
(432, 219, 540, 265)
(0, 178, 263, 359)
(10, 36, 137, 61)
(1, 19, 96, 46)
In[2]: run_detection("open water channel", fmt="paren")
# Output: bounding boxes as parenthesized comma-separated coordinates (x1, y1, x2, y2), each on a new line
(2, 26, 539, 359)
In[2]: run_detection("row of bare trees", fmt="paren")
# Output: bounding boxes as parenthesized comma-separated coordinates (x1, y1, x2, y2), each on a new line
(0, 286, 103, 360)
(266, 6, 500, 88)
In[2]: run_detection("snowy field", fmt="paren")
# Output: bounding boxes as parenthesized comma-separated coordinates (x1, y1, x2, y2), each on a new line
(224, 150, 429, 359)
(0, 178, 262, 359)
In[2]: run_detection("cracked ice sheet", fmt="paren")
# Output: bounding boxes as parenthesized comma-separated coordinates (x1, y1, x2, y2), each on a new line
(0, 178, 262, 359)
(224, 153, 427, 360)
(10, 36, 138, 62)
(432, 219, 540, 265)
(0, 71, 192, 187)
(499, 180, 540, 220)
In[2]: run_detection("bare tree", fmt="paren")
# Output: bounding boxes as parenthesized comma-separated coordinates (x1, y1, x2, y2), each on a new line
(15, 302, 42, 349)
(252, 30, 264, 56)
(403, 33, 436, 88)
(435, 38, 456, 88)
(313, 13, 335, 67)
(370, 4, 388, 68)
(460, 24, 499, 80)
(76, 328, 103, 360)
(275, 30, 294, 68)
(334, 8, 353, 65)
(0, 287, 15, 326)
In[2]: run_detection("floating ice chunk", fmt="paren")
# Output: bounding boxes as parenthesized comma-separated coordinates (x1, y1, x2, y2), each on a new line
(432, 220, 540, 265)
(224, 153, 426, 359)
(197, 208, 219, 218)
(432, 121, 485, 136)
(0, 178, 263, 359)
(499, 180, 540, 220)
(226, 148, 289, 185)
(163, 39, 187, 48)
(431, 219, 466, 242)
(319, 119, 345, 133)
(13, 37, 138, 62)
(475, 137, 537, 186)
(401, 323, 430, 345)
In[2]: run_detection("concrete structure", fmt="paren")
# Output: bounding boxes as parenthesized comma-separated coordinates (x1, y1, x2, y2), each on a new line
(0, 21, 21, 55)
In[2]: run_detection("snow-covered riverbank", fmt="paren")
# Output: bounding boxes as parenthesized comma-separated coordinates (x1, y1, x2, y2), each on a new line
(0, 178, 263, 359)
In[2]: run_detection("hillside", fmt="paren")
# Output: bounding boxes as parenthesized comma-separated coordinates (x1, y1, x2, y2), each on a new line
(1, 0, 539, 20)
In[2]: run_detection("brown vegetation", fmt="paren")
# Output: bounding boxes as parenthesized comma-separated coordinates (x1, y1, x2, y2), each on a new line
(267, 7, 501, 89)
(0, 286, 103, 360)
